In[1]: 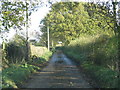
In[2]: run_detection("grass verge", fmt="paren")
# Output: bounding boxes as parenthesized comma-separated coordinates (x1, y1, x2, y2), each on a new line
(63, 50, 119, 88)
(2, 51, 52, 88)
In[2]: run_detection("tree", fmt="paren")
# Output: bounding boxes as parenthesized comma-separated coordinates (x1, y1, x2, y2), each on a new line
(5, 34, 27, 64)
(84, 2, 114, 35)
(1, 1, 26, 31)
(40, 1, 114, 45)
(1, 0, 43, 61)
(40, 2, 90, 45)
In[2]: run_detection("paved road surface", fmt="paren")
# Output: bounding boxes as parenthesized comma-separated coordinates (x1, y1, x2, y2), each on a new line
(23, 50, 92, 88)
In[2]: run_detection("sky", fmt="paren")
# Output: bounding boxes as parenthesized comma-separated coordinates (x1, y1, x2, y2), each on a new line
(29, 0, 120, 37)
(29, 3, 50, 34)
(0, 0, 120, 44)
(29, 0, 115, 31)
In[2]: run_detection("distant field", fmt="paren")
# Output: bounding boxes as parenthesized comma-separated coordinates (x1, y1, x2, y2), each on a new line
(30, 45, 48, 57)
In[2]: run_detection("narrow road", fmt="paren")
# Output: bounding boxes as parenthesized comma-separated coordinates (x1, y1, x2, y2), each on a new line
(22, 50, 92, 88)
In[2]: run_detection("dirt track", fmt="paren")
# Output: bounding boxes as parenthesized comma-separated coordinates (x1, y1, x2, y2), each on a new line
(22, 50, 92, 88)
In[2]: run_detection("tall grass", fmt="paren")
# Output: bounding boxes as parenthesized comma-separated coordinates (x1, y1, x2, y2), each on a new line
(2, 64, 40, 88)
(62, 34, 119, 88)
(64, 34, 118, 70)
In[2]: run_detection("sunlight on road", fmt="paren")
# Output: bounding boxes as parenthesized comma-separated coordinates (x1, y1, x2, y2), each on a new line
(23, 50, 92, 88)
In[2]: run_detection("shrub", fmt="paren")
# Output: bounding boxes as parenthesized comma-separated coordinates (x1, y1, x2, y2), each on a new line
(2, 64, 40, 88)
(81, 62, 118, 88)
(62, 34, 118, 88)
(63, 34, 118, 70)
(5, 35, 27, 64)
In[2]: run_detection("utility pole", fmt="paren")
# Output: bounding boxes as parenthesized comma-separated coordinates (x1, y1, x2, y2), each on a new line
(47, 25, 50, 51)
(39, 24, 50, 51)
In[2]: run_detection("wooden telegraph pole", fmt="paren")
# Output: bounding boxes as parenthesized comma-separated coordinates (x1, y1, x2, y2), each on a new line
(47, 25, 50, 51)
(39, 24, 50, 51)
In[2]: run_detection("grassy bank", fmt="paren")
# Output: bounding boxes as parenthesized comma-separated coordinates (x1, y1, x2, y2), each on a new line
(2, 64, 39, 88)
(2, 48, 52, 88)
(62, 34, 119, 88)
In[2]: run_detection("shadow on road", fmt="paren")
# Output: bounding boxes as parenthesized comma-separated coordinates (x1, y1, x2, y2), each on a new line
(22, 50, 93, 88)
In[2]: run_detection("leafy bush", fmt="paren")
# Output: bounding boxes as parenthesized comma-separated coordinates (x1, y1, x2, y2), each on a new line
(42, 51, 52, 60)
(81, 62, 119, 88)
(63, 34, 118, 70)
(5, 35, 28, 64)
(62, 34, 119, 88)
(2, 64, 40, 88)
(2, 50, 52, 88)
(50, 47, 56, 53)
(30, 51, 52, 64)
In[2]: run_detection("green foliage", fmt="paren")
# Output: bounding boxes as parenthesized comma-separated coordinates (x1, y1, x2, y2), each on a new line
(30, 51, 52, 64)
(41, 51, 52, 61)
(2, 51, 52, 88)
(50, 47, 56, 53)
(59, 2, 117, 88)
(1, 1, 26, 30)
(1, 0, 42, 32)
(63, 34, 117, 69)
(2, 64, 40, 88)
(5, 35, 27, 64)
(62, 34, 118, 88)
(81, 62, 119, 88)
(84, 3, 114, 34)
(40, 2, 114, 45)
(41, 2, 90, 45)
